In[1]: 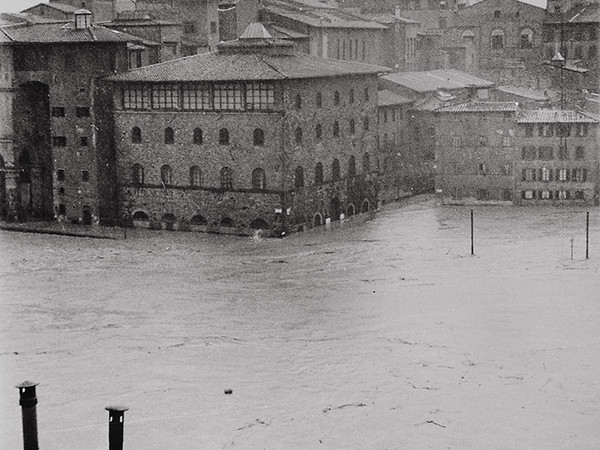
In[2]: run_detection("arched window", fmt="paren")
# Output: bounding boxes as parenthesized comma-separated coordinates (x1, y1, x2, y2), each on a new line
(363, 117, 369, 131)
(314, 162, 323, 184)
(333, 121, 340, 137)
(220, 217, 234, 227)
(253, 128, 264, 146)
(491, 29, 504, 50)
(349, 89, 354, 104)
(332, 158, 340, 181)
(315, 124, 322, 140)
(131, 163, 144, 184)
(160, 165, 172, 185)
(131, 126, 142, 143)
(193, 128, 203, 145)
(252, 168, 266, 190)
(294, 94, 302, 109)
(250, 218, 269, 230)
(132, 211, 149, 221)
(164, 127, 174, 144)
(295, 127, 303, 144)
(220, 166, 232, 189)
(219, 128, 229, 145)
(349, 118, 355, 135)
(295, 166, 304, 188)
(334, 91, 340, 106)
(362, 152, 370, 173)
(316, 92, 322, 108)
(348, 155, 356, 178)
(190, 214, 207, 225)
(190, 166, 202, 186)
(520, 28, 534, 49)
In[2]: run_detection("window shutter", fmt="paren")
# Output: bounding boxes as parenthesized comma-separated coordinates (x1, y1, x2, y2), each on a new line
(522, 169, 527, 181)
(583, 169, 587, 182)
(522, 190, 526, 199)
(566, 169, 570, 182)
(549, 169, 553, 181)
(538, 168, 543, 181)
(555, 168, 560, 181)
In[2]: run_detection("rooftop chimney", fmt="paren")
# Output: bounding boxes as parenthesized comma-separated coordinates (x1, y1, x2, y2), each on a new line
(74, 9, 92, 30)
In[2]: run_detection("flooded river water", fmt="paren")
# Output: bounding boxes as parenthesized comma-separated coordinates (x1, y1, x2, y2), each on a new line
(1, 196, 599, 449)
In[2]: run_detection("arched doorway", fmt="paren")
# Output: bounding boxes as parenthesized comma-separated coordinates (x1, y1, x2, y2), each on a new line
(330, 197, 341, 221)
(313, 213, 323, 227)
(250, 218, 269, 230)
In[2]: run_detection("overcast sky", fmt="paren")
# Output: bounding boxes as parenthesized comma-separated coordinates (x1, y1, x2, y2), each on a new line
(2, 0, 547, 15)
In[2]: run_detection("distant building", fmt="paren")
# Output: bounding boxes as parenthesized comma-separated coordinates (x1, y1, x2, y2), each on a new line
(106, 23, 387, 235)
(260, 0, 389, 66)
(435, 103, 599, 205)
(515, 109, 599, 205)
(0, 10, 138, 222)
(542, 1, 599, 92)
(21, 2, 80, 21)
(435, 102, 519, 204)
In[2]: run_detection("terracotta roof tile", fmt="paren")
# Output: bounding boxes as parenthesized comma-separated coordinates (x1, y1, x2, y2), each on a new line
(436, 102, 518, 112)
(517, 110, 598, 123)
(382, 69, 494, 93)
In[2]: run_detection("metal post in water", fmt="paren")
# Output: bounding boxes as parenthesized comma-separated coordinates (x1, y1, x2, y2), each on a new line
(106, 405, 129, 450)
(586, 211, 589, 259)
(16, 381, 39, 450)
(470, 209, 474, 256)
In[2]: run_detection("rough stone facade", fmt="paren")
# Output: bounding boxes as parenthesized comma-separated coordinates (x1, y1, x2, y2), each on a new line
(110, 34, 382, 235)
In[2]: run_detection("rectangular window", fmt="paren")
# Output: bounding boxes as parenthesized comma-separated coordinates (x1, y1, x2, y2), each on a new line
(541, 167, 551, 182)
(82, 170, 90, 182)
(76, 107, 90, 118)
(522, 147, 536, 160)
(152, 83, 180, 109)
(538, 146, 553, 160)
(123, 84, 150, 109)
(557, 168, 568, 182)
(452, 136, 463, 147)
(572, 168, 587, 182)
(575, 123, 588, 137)
(522, 168, 536, 181)
(502, 136, 511, 147)
(210, 21, 217, 33)
(51, 107, 65, 118)
(182, 83, 211, 110)
(501, 163, 511, 175)
(246, 82, 274, 110)
(538, 123, 554, 137)
(540, 190, 551, 199)
(557, 190, 569, 199)
(558, 144, 569, 160)
(523, 190, 534, 199)
(478, 163, 487, 176)
(477, 189, 488, 200)
(575, 190, 584, 200)
(57, 169, 65, 181)
(213, 83, 243, 110)
(80, 137, 88, 147)
(502, 189, 512, 201)
(183, 22, 195, 34)
(52, 136, 67, 147)
(524, 124, 534, 137)
(556, 123, 571, 137)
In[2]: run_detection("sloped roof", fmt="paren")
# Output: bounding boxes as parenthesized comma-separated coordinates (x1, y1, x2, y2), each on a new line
(352, 12, 419, 25)
(240, 22, 272, 39)
(378, 89, 413, 107)
(265, 5, 387, 29)
(0, 22, 141, 43)
(463, 0, 544, 11)
(108, 49, 390, 82)
(22, 2, 80, 14)
(496, 85, 553, 101)
(436, 102, 518, 113)
(545, 3, 600, 24)
(265, 24, 310, 39)
(517, 110, 598, 123)
(382, 69, 494, 93)
(0, 12, 60, 25)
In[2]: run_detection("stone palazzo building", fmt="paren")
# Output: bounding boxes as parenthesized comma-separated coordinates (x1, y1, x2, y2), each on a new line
(107, 23, 387, 235)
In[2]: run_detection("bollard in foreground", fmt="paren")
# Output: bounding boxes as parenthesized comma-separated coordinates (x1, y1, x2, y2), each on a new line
(16, 381, 39, 450)
(105, 405, 129, 450)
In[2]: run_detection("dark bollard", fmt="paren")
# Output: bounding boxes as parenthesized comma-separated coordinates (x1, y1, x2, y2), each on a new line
(16, 381, 39, 450)
(105, 405, 128, 450)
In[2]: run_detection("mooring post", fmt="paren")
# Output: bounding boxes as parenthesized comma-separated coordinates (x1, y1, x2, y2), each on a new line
(106, 405, 129, 450)
(470, 209, 474, 256)
(586, 211, 589, 259)
(16, 381, 39, 450)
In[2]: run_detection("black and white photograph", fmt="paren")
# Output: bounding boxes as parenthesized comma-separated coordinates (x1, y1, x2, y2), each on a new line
(1, 0, 598, 447)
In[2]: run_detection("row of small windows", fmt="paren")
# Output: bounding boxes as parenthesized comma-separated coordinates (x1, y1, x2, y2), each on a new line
(488, 28, 535, 50)
(524, 123, 589, 137)
(130, 154, 372, 189)
(522, 190, 586, 200)
(52, 136, 89, 147)
(522, 146, 586, 160)
(543, 44, 597, 61)
(295, 88, 370, 109)
(123, 82, 275, 111)
(56, 169, 90, 182)
(130, 120, 370, 145)
(131, 212, 270, 230)
(521, 167, 588, 182)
